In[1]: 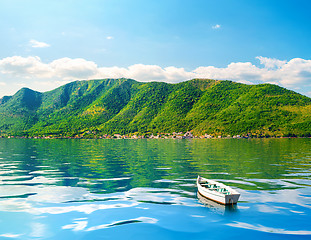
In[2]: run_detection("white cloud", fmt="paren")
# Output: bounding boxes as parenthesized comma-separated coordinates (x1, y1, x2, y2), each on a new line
(29, 39, 50, 48)
(0, 56, 310, 97)
(278, 58, 311, 86)
(194, 62, 262, 81)
(106, 36, 114, 40)
(194, 57, 311, 91)
(212, 24, 221, 29)
(256, 56, 286, 69)
(94, 64, 196, 83)
(0, 56, 52, 78)
(237, 80, 255, 85)
(50, 58, 98, 80)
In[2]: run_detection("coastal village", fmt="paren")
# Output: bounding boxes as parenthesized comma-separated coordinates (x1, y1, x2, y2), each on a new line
(1, 131, 285, 139)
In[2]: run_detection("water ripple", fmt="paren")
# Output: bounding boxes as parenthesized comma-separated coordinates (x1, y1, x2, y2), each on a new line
(227, 221, 311, 235)
(86, 217, 158, 231)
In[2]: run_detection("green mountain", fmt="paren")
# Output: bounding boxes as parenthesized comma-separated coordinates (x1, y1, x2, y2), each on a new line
(0, 78, 310, 137)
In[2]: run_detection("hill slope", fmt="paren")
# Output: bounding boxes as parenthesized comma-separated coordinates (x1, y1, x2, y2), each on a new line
(0, 78, 310, 137)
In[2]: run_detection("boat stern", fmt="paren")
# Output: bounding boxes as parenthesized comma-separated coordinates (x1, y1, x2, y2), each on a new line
(225, 193, 240, 205)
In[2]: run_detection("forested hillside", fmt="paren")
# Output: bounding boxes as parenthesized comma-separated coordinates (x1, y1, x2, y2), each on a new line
(0, 78, 310, 138)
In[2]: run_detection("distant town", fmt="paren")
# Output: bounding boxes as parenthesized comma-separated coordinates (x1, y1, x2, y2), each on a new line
(1, 131, 304, 139)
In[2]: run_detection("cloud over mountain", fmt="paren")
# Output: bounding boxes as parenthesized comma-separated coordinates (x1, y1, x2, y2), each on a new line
(0, 56, 310, 97)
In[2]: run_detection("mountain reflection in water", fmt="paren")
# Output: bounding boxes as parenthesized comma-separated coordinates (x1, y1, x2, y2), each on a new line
(0, 138, 310, 240)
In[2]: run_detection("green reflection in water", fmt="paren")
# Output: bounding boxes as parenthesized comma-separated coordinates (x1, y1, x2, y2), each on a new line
(0, 138, 310, 194)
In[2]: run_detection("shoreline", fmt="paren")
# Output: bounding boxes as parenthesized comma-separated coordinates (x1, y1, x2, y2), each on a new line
(1, 131, 310, 140)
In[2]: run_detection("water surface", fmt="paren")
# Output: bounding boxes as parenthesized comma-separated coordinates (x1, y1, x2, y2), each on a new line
(0, 138, 310, 239)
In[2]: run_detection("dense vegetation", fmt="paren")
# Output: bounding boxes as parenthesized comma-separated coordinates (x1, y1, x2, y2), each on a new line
(0, 78, 310, 137)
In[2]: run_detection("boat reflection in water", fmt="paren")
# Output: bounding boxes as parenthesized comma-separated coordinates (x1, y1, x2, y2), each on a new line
(197, 192, 238, 215)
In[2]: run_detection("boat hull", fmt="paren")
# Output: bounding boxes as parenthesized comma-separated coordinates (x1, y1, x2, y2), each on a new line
(197, 176, 240, 205)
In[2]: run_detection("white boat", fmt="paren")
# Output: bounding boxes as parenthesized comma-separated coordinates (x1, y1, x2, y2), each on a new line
(197, 176, 240, 205)
(197, 191, 238, 215)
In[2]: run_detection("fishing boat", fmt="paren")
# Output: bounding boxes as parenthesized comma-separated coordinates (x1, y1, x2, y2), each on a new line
(197, 176, 240, 205)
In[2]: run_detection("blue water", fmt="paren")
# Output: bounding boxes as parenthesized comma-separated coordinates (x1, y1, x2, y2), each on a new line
(0, 138, 310, 239)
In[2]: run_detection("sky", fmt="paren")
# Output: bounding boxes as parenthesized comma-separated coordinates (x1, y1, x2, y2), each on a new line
(0, 0, 311, 97)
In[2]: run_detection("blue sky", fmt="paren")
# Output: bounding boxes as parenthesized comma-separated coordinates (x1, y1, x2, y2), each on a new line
(0, 0, 310, 97)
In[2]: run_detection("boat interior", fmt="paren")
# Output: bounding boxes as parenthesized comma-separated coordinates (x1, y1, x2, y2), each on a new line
(199, 181, 231, 194)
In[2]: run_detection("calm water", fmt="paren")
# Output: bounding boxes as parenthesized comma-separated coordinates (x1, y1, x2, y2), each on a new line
(0, 138, 310, 240)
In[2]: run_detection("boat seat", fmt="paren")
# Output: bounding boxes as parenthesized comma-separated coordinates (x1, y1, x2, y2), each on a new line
(218, 188, 228, 192)
(200, 183, 216, 188)
(200, 183, 210, 186)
